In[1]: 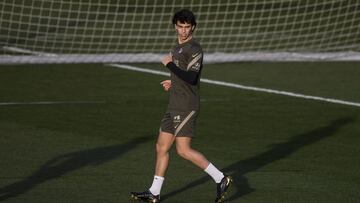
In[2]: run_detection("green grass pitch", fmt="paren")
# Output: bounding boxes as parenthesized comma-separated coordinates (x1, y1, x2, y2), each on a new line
(0, 62, 359, 202)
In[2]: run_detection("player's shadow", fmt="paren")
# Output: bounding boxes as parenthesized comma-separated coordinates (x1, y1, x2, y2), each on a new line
(161, 116, 355, 202)
(0, 136, 151, 201)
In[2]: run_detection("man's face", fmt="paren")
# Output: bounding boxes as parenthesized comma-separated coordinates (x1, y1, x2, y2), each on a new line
(175, 21, 194, 42)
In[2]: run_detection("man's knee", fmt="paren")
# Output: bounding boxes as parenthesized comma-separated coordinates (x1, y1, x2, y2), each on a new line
(156, 132, 175, 154)
(156, 139, 174, 155)
(176, 146, 191, 159)
(156, 142, 168, 154)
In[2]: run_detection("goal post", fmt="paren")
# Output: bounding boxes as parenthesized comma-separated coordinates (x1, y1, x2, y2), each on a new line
(1, 0, 360, 64)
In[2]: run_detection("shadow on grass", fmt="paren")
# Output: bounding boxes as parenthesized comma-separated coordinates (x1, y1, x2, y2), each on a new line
(162, 116, 355, 202)
(0, 136, 151, 201)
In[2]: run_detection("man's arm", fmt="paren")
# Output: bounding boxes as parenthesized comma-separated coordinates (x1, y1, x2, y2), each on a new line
(162, 55, 199, 85)
(166, 62, 198, 85)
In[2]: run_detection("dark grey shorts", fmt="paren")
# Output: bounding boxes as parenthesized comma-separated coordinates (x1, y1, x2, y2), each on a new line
(160, 110, 198, 137)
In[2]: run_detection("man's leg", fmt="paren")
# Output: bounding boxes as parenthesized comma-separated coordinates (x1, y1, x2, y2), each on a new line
(131, 131, 175, 202)
(155, 131, 176, 177)
(175, 136, 209, 169)
(175, 137, 233, 203)
(175, 137, 224, 181)
(148, 131, 175, 196)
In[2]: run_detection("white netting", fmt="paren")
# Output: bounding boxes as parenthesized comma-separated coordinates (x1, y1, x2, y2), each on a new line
(1, 0, 360, 64)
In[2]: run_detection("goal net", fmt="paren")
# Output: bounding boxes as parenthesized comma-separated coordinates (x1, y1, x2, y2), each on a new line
(1, 0, 360, 64)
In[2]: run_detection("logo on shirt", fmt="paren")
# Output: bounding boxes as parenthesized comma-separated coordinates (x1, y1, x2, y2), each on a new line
(192, 63, 201, 71)
(187, 53, 202, 71)
(178, 48, 183, 53)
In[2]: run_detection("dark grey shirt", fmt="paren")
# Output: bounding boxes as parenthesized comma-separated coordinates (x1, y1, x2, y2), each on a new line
(167, 38, 203, 111)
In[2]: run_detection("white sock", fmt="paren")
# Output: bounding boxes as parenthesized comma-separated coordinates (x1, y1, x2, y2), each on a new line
(149, 175, 164, 196)
(204, 163, 224, 183)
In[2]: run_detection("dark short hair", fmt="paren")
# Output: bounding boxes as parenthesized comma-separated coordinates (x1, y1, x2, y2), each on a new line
(172, 9, 197, 28)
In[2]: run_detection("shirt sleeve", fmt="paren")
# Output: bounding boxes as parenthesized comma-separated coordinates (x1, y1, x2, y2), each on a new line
(186, 47, 203, 73)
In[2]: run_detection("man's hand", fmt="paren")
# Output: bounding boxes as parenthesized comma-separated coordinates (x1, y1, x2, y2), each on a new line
(162, 54, 172, 66)
(160, 80, 172, 91)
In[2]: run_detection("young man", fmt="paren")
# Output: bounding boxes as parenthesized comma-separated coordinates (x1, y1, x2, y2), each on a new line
(131, 9, 232, 203)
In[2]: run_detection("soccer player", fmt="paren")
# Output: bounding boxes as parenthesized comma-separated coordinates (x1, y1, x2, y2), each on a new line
(131, 9, 232, 203)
